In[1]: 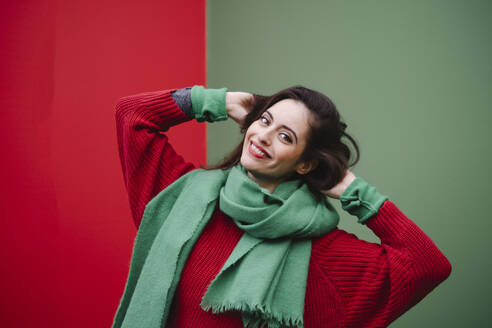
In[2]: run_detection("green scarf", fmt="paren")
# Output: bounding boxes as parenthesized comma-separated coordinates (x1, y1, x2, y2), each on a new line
(111, 164, 340, 328)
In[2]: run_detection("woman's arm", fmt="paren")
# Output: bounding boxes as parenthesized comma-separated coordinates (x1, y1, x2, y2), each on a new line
(115, 86, 234, 228)
(115, 88, 194, 228)
(315, 178, 452, 327)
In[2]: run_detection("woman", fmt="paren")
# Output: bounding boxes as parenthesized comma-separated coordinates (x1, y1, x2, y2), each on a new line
(112, 85, 451, 328)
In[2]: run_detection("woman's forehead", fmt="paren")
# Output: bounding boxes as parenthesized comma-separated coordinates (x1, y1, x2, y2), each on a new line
(267, 99, 311, 137)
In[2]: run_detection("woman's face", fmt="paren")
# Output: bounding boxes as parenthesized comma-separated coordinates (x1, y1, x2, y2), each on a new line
(240, 98, 314, 188)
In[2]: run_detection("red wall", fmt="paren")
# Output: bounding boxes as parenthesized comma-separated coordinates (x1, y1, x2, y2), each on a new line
(0, 1, 206, 326)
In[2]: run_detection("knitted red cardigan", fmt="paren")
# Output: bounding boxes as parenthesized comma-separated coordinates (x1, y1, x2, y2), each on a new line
(114, 88, 451, 328)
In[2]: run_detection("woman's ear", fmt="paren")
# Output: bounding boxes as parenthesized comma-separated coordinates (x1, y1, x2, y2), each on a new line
(296, 159, 318, 175)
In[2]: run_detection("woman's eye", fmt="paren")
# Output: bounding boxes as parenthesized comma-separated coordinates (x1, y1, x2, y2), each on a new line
(280, 133, 292, 143)
(260, 116, 269, 124)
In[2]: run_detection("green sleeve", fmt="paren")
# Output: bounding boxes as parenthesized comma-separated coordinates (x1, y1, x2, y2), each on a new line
(190, 85, 229, 123)
(339, 176, 389, 224)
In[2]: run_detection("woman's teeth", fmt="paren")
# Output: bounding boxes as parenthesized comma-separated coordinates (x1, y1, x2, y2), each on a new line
(251, 142, 268, 157)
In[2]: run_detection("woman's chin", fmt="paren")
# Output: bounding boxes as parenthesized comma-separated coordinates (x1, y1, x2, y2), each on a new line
(240, 156, 254, 171)
(240, 158, 267, 178)
(240, 152, 263, 169)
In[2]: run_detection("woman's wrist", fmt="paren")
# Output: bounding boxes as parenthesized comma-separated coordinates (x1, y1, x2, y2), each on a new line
(190, 85, 228, 122)
(339, 176, 389, 224)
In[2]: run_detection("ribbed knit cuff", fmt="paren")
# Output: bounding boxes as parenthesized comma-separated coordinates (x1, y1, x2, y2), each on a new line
(339, 176, 389, 224)
(190, 85, 228, 122)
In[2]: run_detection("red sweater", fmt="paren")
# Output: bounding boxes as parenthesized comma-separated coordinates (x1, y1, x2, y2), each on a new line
(114, 88, 452, 328)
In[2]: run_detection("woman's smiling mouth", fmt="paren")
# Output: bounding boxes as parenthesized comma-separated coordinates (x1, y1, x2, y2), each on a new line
(249, 141, 271, 159)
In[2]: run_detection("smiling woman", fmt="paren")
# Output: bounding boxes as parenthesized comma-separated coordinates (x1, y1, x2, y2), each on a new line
(112, 85, 451, 328)
(240, 99, 312, 192)
(207, 86, 360, 199)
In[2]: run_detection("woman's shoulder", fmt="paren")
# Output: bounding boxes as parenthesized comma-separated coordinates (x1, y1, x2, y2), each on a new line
(310, 227, 383, 262)
(312, 227, 363, 246)
(309, 228, 387, 297)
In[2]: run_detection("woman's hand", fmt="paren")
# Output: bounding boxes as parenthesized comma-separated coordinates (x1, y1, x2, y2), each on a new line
(226, 91, 254, 125)
(322, 170, 357, 199)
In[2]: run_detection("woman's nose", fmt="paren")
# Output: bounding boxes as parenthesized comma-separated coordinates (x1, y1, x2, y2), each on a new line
(258, 128, 272, 146)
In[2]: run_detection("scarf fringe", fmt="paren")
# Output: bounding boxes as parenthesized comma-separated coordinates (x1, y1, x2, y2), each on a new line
(201, 299, 303, 328)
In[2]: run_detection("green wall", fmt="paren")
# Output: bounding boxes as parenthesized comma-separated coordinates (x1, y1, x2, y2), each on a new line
(207, 0, 491, 326)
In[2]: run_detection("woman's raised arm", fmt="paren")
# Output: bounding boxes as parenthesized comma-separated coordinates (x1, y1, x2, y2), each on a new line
(114, 88, 196, 228)
(314, 177, 452, 327)
(114, 85, 253, 228)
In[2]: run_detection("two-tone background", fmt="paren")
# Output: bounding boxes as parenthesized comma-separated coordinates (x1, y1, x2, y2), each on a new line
(1, 0, 490, 327)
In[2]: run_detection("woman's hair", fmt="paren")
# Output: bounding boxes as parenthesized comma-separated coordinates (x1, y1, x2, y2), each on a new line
(205, 85, 360, 200)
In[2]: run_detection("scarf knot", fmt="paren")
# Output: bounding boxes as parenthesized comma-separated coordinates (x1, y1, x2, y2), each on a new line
(219, 164, 337, 240)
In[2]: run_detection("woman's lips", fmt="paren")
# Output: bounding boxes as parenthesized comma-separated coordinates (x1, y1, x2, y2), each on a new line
(249, 141, 271, 159)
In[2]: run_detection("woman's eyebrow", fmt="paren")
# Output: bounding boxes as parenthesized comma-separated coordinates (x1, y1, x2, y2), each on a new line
(265, 110, 298, 143)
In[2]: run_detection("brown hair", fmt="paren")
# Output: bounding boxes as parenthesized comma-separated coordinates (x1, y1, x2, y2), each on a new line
(205, 85, 360, 200)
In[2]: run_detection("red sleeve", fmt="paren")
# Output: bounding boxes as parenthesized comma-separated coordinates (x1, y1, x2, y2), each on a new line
(312, 200, 452, 327)
(114, 89, 196, 228)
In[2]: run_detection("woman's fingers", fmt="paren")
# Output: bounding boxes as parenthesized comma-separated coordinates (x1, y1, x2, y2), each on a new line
(322, 170, 356, 199)
(226, 92, 254, 125)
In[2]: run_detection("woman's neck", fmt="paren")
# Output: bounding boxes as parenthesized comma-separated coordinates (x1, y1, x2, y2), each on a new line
(246, 170, 281, 194)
